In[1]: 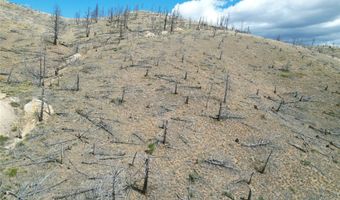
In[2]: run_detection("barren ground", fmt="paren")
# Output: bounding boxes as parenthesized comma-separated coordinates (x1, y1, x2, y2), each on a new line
(0, 2, 339, 200)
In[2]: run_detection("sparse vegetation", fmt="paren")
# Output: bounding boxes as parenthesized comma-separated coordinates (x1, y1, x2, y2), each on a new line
(300, 160, 311, 166)
(0, 81, 33, 96)
(0, 1, 338, 199)
(222, 191, 235, 199)
(188, 170, 200, 183)
(146, 143, 156, 155)
(5, 168, 18, 177)
(0, 135, 9, 145)
(10, 101, 20, 107)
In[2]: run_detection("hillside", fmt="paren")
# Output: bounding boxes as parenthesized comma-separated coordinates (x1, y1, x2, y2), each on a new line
(0, 2, 339, 199)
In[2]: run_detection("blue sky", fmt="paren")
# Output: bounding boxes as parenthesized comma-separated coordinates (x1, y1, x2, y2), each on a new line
(9, 0, 240, 17)
(9, 0, 190, 17)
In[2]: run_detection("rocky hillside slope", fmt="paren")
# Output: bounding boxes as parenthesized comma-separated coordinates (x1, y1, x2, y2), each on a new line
(0, 1, 339, 199)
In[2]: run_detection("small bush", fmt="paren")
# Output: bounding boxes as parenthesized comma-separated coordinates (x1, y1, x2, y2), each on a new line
(300, 160, 311, 166)
(188, 170, 200, 183)
(11, 125, 17, 132)
(0, 135, 9, 145)
(222, 191, 234, 199)
(145, 143, 156, 155)
(10, 101, 20, 107)
(5, 168, 18, 177)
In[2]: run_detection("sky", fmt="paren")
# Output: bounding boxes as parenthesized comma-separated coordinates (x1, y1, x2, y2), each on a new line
(9, 0, 340, 45)
(9, 0, 188, 16)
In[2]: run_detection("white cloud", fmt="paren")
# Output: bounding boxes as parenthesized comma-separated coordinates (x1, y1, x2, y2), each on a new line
(173, 0, 340, 44)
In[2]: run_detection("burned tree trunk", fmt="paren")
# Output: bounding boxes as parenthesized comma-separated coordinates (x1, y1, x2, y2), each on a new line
(174, 82, 178, 94)
(257, 150, 273, 174)
(85, 8, 91, 37)
(162, 120, 168, 144)
(170, 13, 176, 33)
(6, 67, 13, 84)
(92, 3, 99, 23)
(39, 57, 43, 87)
(223, 73, 229, 104)
(164, 13, 168, 31)
(52, 5, 61, 45)
(142, 157, 150, 194)
(38, 86, 45, 122)
(75, 74, 80, 91)
(217, 101, 223, 121)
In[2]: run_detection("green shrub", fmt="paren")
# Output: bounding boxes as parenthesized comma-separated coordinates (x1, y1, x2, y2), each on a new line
(301, 160, 311, 166)
(10, 101, 20, 107)
(0, 135, 9, 145)
(188, 170, 200, 183)
(11, 125, 17, 132)
(5, 168, 18, 177)
(222, 191, 235, 199)
(145, 143, 156, 155)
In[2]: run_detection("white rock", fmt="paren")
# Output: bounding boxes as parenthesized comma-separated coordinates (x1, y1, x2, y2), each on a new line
(0, 100, 17, 137)
(145, 31, 156, 38)
(0, 92, 6, 100)
(66, 53, 81, 65)
(161, 31, 168, 35)
(175, 27, 184, 32)
(24, 98, 54, 116)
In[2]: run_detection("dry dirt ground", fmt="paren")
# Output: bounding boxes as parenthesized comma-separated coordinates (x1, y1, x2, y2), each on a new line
(0, 2, 339, 200)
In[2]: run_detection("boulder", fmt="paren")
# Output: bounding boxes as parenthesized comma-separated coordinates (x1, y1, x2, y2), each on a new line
(24, 98, 54, 116)
(145, 31, 156, 38)
(0, 98, 17, 137)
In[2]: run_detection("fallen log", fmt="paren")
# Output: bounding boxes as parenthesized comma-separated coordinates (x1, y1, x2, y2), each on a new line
(76, 109, 116, 138)
(203, 159, 237, 171)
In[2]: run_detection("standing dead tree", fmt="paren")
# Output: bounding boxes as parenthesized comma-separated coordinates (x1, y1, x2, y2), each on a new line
(170, 11, 178, 33)
(185, 96, 189, 104)
(217, 101, 223, 121)
(142, 157, 150, 194)
(92, 3, 99, 23)
(131, 157, 151, 195)
(162, 120, 168, 144)
(84, 8, 91, 37)
(111, 170, 122, 200)
(123, 7, 130, 29)
(219, 51, 223, 60)
(38, 55, 47, 122)
(120, 88, 126, 103)
(218, 14, 230, 30)
(6, 67, 14, 84)
(129, 152, 137, 166)
(75, 74, 80, 91)
(205, 82, 214, 109)
(52, 5, 61, 45)
(38, 86, 45, 122)
(75, 12, 80, 25)
(223, 73, 229, 104)
(174, 82, 178, 94)
(272, 99, 284, 112)
(108, 8, 114, 23)
(39, 55, 46, 87)
(164, 12, 168, 31)
(257, 150, 273, 174)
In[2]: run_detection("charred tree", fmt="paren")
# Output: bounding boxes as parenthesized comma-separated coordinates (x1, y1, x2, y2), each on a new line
(52, 5, 61, 45)
(85, 8, 91, 37)
(164, 12, 168, 31)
